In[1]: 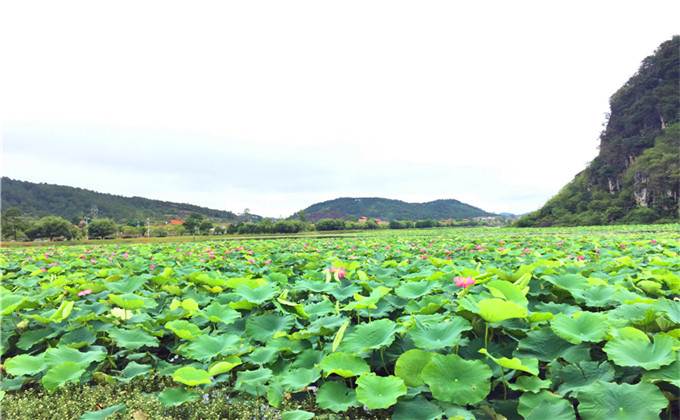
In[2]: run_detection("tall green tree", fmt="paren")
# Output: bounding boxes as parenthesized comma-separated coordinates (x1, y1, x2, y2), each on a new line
(88, 218, 117, 239)
(1, 207, 27, 239)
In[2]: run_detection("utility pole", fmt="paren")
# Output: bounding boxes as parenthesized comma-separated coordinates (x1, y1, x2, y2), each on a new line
(147, 218, 150, 238)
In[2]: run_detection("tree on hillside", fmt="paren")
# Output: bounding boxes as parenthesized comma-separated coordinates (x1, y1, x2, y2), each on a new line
(1, 207, 27, 239)
(88, 218, 117, 239)
(25, 216, 75, 240)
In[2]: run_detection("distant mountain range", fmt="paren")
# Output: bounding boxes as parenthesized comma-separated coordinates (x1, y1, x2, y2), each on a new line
(0, 177, 241, 223)
(293, 197, 495, 223)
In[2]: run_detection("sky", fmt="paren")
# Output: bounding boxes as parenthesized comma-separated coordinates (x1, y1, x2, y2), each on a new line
(2, 1, 679, 219)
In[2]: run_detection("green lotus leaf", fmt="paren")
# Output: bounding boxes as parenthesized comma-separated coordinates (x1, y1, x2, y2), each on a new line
(641, 356, 680, 387)
(355, 374, 407, 409)
(392, 395, 444, 420)
(394, 349, 435, 387)
(514, 327, 585, 362)
(79, 403, 127, 420)
(331, 320, 350, 353)
(49, 300, 74, 322)
(244, 347, 279, 365)
(518, 390, 575, 420)
(1, 294, 26, 315)
(169, 298, 199, 314)
(279, 367, 321, 392)
(165, 320, 202, 340)
(16, 327, 60, 350)
(319, 352, 370, 378)
(207, 356, 242, 376)
(316, 381, 361, 413)
(245, 313, 295, 343)
(235, 283, 279, 304)
(199, 301, 241, 324)
(550, 312, 609, 344)
(44, 346, 107, 369)
(235, 368, 272, 396)
(108, 293, 157, 310)
(479, 348, 539, 375)
(421, 353, 492, 405)
(485, 280, 528, 305)
(58, 326, 97, 349)
(107, 276, 147, 294)
(157, 387, 200, 407)
(577, 380, 668, 420)
(107, 327, 159, 350)
(395, 281, 436, 299)
(182, 333, 242, 362)
(549, 361, 615, 397)
(407, 316, 472, 350)
(344, 286, 391, 311)
(281, 410, 315, 420)
(4, 353, 47, 376)
(172, 366, 211, 386)
(570, 284, 616, 308)
(42, 362, 85, 392)
(339, 319, 402, 353)
(120, 362, 153, 382)
(653, 298, 680, 323)
(508, 375, 552, 393)
(603, 334, 677, 370)
(475, 298, 528, 323)
(543, 273, 590, 290)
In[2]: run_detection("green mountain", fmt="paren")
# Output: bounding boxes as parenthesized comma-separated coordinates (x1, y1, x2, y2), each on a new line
(294, 197, 494, 223)
(517, 36, 679, 227)
(0, 177, 240, 223)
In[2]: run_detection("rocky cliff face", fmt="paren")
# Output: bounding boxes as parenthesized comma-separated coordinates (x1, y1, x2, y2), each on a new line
(517, 37, 679, 227)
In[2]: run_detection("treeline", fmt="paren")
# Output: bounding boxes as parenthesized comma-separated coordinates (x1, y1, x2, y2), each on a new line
(1, 208, 508, 242)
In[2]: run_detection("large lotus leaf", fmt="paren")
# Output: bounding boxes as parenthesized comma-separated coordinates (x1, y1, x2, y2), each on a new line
(577, 380, 668, 420)
(279, 367, 321, 392)
(182, 333, 242, 362)
(199, 301, 241, 324)
(319, 352, 370, 378)
(244, 346, 279, 365)
(44, 346, 107, 369)
(41, 361, 85, 392)
(235, 284, 279, 304)
(172, 366, 211, 386)
(515, 328, 590, 363)
(485, 280, 528, 305)
(165, 320, 202, 340)
(603, 334, 677, 370)
(550, 312, 609, 344)
(245, 313, 295, 343)
(169, 298, 199, 314)
(641, 355, 680, 387)
(120, 361, 153, 382)
(421, 353, 492, 405)
(395, 281, 436, 299)
(546, 360, 614, 397)
(16, 327, 60, 350)
(543, 273, 591, 290)
(407, 316, 471, 350)
(80, 403, 127, 420)
(4, 353, 47, 376)
(518, 390, 575, 420)
(107, 327, 159, 350)
(58, 326, 97, 349)
(653, 298, 680, 323)
(392, 395, 444, 420)
(339, 319, 401, 353)
(280, 411, 314, 420)
(508, 375, 551, 393)
(479, 348, 539, 375)
(295, 279, 337, 293)
(207, 356, 242, 376)
(235, 368, 272, 396)
(344, 286, 391, 311)
(474, 299, 528, 323)
(394, 348, 434, 387)
(355, 374, 407, 409)
(316, 381, 360, 412)
(108, 293, 157, 310)
(157, 387, 200, 407)
(107, 276, 147, 294)
(570, 284, 616, 308)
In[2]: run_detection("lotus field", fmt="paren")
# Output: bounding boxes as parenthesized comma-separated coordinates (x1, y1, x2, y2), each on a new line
(2, 226, 679, 419)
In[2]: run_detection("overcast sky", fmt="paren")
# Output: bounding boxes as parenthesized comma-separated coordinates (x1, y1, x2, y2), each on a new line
(2, 1, 678, 219)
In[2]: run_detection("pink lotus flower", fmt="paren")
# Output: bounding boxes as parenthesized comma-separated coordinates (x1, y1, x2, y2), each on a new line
(264, 260, 271, 265)
(651, 239, 657, 244)
(78, 289, 92, 297)
(595, 249, 600, 254)
(454, 276, 475, 289)
(577, 256, 585, 261)
(247, 259, 255, 264)
(330, 266, 347, 278)
(150, 264, 156, 270)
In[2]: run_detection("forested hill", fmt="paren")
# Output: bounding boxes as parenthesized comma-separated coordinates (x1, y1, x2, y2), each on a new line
(517, 36, 679, 227)
(294, 197, 494, 222)
(0, 177, 240, 223)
